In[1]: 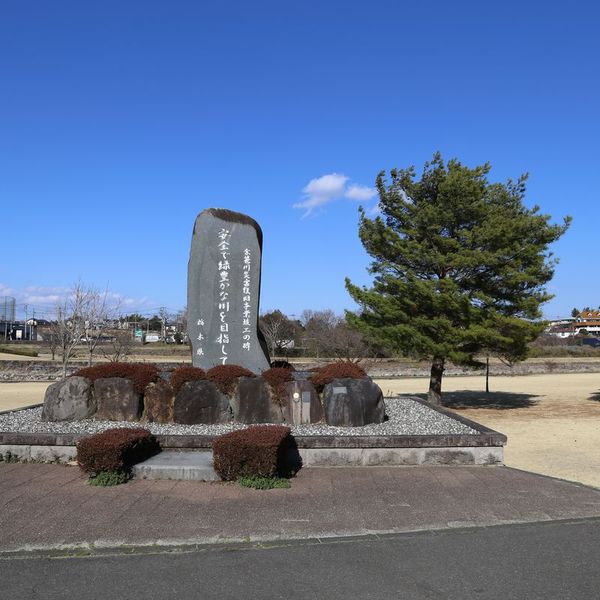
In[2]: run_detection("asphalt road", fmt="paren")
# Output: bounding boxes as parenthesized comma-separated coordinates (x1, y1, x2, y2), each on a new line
(2, 519, 599, 600)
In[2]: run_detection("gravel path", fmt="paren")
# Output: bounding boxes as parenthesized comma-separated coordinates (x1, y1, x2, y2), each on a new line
(0, 397, 477, 436)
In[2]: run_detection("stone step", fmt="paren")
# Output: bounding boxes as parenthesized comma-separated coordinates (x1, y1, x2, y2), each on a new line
(132, 451, 220, 481)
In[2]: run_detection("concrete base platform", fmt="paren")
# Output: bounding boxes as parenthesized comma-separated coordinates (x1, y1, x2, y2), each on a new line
(132, 451, 219, 481)
(0, 398, 507, 467)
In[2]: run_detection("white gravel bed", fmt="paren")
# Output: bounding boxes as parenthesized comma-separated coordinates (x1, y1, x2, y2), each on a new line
(0, 397, 477, 436)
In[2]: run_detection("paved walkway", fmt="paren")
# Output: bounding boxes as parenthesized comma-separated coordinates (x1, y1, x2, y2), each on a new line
(2, 464, 600, 553)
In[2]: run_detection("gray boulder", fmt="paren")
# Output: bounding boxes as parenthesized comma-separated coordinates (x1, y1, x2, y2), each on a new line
(95, 377, 142, 421)
(41, 376, 95, 422)
(284, 380, 324, 424)
(143, 379, 174, 423)
(323, 378, 385, 427)
(231, 377, 285, 424)
(173, 380, 231, 424)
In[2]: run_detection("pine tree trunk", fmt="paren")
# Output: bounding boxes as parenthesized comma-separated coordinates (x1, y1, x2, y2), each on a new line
(427, 356, 445, 405)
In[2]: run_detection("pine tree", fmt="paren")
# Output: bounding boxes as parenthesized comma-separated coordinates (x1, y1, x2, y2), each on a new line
(346, 153, 570, 405)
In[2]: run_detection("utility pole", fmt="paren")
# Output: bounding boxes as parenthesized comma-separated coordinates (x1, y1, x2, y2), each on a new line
(159, 306, 167, 341)
(24, 304, 28, 342)
(3, 296, 7, 341)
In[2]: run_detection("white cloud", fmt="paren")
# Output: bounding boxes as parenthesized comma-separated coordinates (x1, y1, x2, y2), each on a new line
(345, 184, 377, 201)
(0, 284, 69, 307)
(293, 173, 349, 217)
(0, 282, 155, 318)
(293, 173, 378, 217)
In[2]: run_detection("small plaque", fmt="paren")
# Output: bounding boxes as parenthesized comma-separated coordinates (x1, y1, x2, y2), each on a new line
(332, 386, 347, 395)
(302, 391, 311, 404)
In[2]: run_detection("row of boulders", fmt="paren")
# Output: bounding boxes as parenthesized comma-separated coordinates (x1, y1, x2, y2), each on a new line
(42, 373, 385, 427)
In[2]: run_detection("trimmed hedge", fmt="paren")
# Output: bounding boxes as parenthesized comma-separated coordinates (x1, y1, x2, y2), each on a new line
(73, 362, 160, 394)
(310, 361, 367, 390)
(206, 364, 256, 395)
(262, 367, 294, 406)
(212, 425, 293, 481)
(170, 365, 206, 394)
(76, 427, 160, 475)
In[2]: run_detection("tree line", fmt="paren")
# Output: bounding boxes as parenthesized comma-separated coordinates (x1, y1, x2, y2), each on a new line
(259, 309, 383, 359)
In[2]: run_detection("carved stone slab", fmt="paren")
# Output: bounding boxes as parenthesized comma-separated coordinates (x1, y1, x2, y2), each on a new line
(187, 208, 270, 373)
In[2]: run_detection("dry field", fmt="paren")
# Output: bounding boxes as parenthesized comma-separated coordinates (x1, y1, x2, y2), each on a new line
(0, 382, 51, 411)
(375, 373, 600, 489)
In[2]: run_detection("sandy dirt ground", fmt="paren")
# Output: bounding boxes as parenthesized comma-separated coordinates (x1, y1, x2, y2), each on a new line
(1, 373, 599, 489)
(0, 382, 50, 411)
(375, 373, 600, 489)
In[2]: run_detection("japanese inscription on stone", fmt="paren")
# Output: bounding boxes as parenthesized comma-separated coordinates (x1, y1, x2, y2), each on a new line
(187, 208, 270, 373)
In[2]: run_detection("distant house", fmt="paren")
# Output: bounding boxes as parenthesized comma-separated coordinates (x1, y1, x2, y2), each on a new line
(545, 312, 600, 338)
(574, 310, 600, 335)
(545, 317, 576, 338)
(547, 326, 575, 339)
(7, 323, 37, 341)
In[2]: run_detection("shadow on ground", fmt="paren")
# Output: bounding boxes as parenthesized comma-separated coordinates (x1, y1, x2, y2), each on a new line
(413, 391, 540, 409)
(588, 391, 600, 402)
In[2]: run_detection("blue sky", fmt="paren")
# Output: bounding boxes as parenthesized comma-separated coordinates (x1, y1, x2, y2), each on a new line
(1, 1, 598, 321)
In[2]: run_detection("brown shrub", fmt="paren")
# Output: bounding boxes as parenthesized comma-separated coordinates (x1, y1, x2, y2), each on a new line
(73, 363, 160, 394)
(170, 366, 206, 395)
(76, 427, 160, 474)
(262, 367, 294, 406)
(206, 364, 255, 396)
(212, 425, 293, 480)
(310, 360, 367, 391)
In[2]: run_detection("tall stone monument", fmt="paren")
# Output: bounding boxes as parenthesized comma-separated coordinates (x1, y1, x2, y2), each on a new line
(187, 208, 271, 373)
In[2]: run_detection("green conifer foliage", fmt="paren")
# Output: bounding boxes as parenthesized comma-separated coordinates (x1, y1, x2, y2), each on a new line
(346, 153, 570, 404)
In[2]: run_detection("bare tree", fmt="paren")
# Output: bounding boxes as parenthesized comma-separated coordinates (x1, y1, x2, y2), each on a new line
(51, 284, 90, 379)
(102, 330, 133, 362)
(46, 331, 61, 362)
(79, 284, 121, 366)
(300, 309, 341, 358)
(175, 307, 187, 339)
(300, 309, 377, 359)
(158, 306, 170, 341)
(259, 310, 299, 356)
(51, 281, 121, 377)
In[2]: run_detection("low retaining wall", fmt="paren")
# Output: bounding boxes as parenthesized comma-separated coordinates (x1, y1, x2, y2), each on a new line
(298, 446, 502, 466)
(0, 444, 77, 463)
